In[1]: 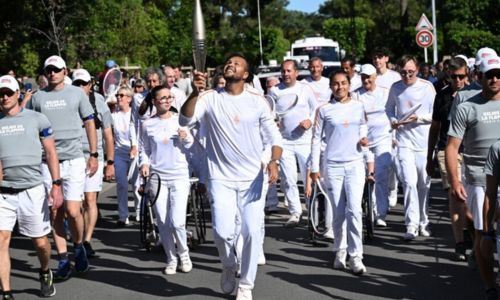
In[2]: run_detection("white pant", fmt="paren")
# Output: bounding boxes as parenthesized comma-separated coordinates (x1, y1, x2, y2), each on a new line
(209, 173, 265, 290)
(115, 153, 132, 220)
(279, 142, 310, 216)
(465, 184, 485, 230)
(326, 159, 365, 258)
(370, 142, 392, 219)
(397, 147, 431, 227)
(150, 177, 190, 263)
(389, 144, 401, 200)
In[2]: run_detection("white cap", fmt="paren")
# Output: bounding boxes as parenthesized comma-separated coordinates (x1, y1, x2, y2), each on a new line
(480, 56, 500, 73)
(0, 75, 20, 91)
(467, 57, 476, 69)
(44, 55, 66, 69)
(72, 69, 91, 83)
(454, 54, 468, 64)
(475, 47, 497, 66)
(360, 64, 377, 76)
(64, 76, 72, 85)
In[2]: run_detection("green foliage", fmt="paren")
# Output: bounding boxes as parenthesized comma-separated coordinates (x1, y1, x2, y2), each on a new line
(18, 44, 40, 77)
(323, 17, 373, 58)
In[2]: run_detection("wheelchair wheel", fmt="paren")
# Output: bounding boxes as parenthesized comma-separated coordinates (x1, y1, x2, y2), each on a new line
(308, 181, 329, 237)
(187, 178, 207, 248)
(362, 181, 375, 241)
(139, 174, 160, 251)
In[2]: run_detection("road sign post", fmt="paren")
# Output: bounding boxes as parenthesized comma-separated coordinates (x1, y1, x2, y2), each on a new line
(415, 29, 433, 63)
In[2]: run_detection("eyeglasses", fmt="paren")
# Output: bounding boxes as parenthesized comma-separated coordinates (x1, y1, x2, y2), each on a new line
(155, 95, 175, 102)
(400, 70, 416, 77)
(73, 81, 89, 87)
(485, 70, 500, 80)
(116, 93, 130, 98)
(44, 67, 64, 74)
(0, 89, 15, 97)
(450, 74, 467, 80)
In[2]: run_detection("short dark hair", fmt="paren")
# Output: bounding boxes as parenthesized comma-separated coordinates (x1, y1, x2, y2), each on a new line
(341, 56, 356, 67)
(225, 52, 253, 83)
(448, 57, 467, 71)
(329, 69, 351, 85)
(371, 47, 390, 58)
(281, 59, 299, 71)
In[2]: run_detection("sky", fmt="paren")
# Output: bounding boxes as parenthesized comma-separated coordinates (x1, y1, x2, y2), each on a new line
(287, 0, 326, 13)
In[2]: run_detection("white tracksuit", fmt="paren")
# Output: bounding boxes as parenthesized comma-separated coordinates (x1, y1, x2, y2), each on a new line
(352, 86, 392, 220)
(311, 99, 367, 258)
(139, 114, 193, 264)
(385, 78, 436, 228)
(268, 82, 318, 217)
(180, 88, 282, 290)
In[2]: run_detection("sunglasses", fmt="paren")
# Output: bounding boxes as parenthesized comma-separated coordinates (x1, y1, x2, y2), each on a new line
(450, 74, 467, 80)
(485, 70, 500, 80)
(73, 81, 89, 87)
(400, 70, 416, 77)
(0, 89, 15, 98)
(155, 95, 175, 102)
(44, 67, 64, 74)
(116, 93, 130, 98)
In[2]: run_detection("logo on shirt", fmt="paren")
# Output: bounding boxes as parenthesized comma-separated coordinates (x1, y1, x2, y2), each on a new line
(342, 120, 349, 128)
(0, 124, 25, 136)
(480, 111, 500, 124)
(233, 115, 240, 125)
(44, 100, 67, 110)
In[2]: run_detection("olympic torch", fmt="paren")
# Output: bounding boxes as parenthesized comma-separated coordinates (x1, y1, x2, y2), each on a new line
(192, 0, 206, 72)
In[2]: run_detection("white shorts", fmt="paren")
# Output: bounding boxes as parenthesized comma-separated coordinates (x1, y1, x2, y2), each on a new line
(42, 157, 86, 202)
(84, 161, 104, 193)
(465, 183, 485, 230)
(0, 184, 51, 237)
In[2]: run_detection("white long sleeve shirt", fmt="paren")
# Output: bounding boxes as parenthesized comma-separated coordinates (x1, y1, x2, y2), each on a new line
(112, 110, 133, 157)
(352, 86, 391, 147)
(311, 99, 367, 172)
(375, 69, 401, 90)
(180, 89, 282, 181)
(139, 114, 193, 180)
(268, 82, 318, 143)
(385, 78, 436, 151)
(301, 76, 331, 105)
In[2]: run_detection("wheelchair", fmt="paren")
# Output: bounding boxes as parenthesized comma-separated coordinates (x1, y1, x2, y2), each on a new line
(307, 179, 330, 244)
(138, 173, 160, 252)
(186, 177, 208, 249)
(362, 180, 375, 242)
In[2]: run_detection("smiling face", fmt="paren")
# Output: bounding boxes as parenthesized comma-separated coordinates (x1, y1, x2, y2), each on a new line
(116, 88, 132, 111)
(223, 56, 249, 83)
(361, 73, 377, 91)
(372, 54, 389, 73)
(281, 60, 298, 87)
(330, 73, 350, 101)
(309, 59, 323, 81)
(153, 87, 174, 114)
(400, 60, 418, 85)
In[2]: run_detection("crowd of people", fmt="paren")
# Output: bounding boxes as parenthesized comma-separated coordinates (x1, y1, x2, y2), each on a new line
(0, 45, 499, 300)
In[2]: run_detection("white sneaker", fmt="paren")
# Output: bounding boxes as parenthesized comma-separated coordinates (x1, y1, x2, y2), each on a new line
(163, 261, 177, 275)
(179, 255, 192, 273)
(323, 228, 334, 240)
(375, 218, 387, 227)
(135, 214, 141, 222)
(285, 214, 301, 227)
(284, 198, 289, 207)
(404, 226, 418, 241)
(333, 250, 347, 269)
(349, 256, 366, 275)
(258, 252, 266, 266)
(220, 266, 236, 294)
(389, 190, 398, 207)
(419, 225, 431, 237)
(236, 287, 253, 300)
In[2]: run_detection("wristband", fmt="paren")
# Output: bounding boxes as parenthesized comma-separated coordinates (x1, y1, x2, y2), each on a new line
(106, 160, 114, 165)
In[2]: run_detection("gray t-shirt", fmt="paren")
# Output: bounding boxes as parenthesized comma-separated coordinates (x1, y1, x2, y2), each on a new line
(29, 84, 94, 160)
(80, 92, 113, 160)
(484, 141, 500, 178)
(0, 109, 53, 189)
(448, 94, 500, 186)
(447, 82, 481, 121)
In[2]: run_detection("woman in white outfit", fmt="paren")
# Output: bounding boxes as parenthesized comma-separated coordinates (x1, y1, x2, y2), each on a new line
(311, 70, 369, 275)
(139, 86, 194, 275)
(111, 87, 135, 225)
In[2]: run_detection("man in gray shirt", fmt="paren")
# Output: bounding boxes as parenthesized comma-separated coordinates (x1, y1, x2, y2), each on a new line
(28, 55, 98, 281)
(0, 75, 63, 298)
(446, 55, 500, 298)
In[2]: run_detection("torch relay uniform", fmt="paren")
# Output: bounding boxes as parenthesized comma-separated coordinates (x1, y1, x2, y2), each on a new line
(139, 114, 194, 270)
(268, 82, 317, 219)
(385, 78, 436, 237)
(180, 88, 282, 291)
(352, 86, 392, 222)
(311, 98, 368, 271)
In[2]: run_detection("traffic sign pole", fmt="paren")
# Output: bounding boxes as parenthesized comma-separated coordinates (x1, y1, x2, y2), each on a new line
(424, 48, 428, 63)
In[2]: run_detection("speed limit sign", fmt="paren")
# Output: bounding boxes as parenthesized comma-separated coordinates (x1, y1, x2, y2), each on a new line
(416, 29, 433, 48)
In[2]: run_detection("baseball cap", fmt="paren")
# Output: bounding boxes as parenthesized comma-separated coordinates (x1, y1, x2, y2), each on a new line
(106, 60, 117, 69)
(479, 56, 500, 73)
(44, 55, 66, 69)
(72, 69, 91, 83)
(0, 75, 20, 92)
(475, 47, 497, 66)
(64, 76, 72, 85)
(467, 57, 476, 69)
(360, 64, 377, 76)
(454, 55, 468, 65)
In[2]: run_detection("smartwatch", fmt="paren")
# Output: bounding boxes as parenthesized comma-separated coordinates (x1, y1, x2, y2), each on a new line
(52, 179, 62, 186)
(90, 152, 99, 158)
(106, 160, 114, 165)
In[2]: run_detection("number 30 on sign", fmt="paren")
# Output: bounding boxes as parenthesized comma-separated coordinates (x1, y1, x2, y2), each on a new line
(416, 29, 433, 48)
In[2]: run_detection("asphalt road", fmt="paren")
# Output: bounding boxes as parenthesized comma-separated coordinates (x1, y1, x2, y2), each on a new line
(8, 179, 484, 299)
